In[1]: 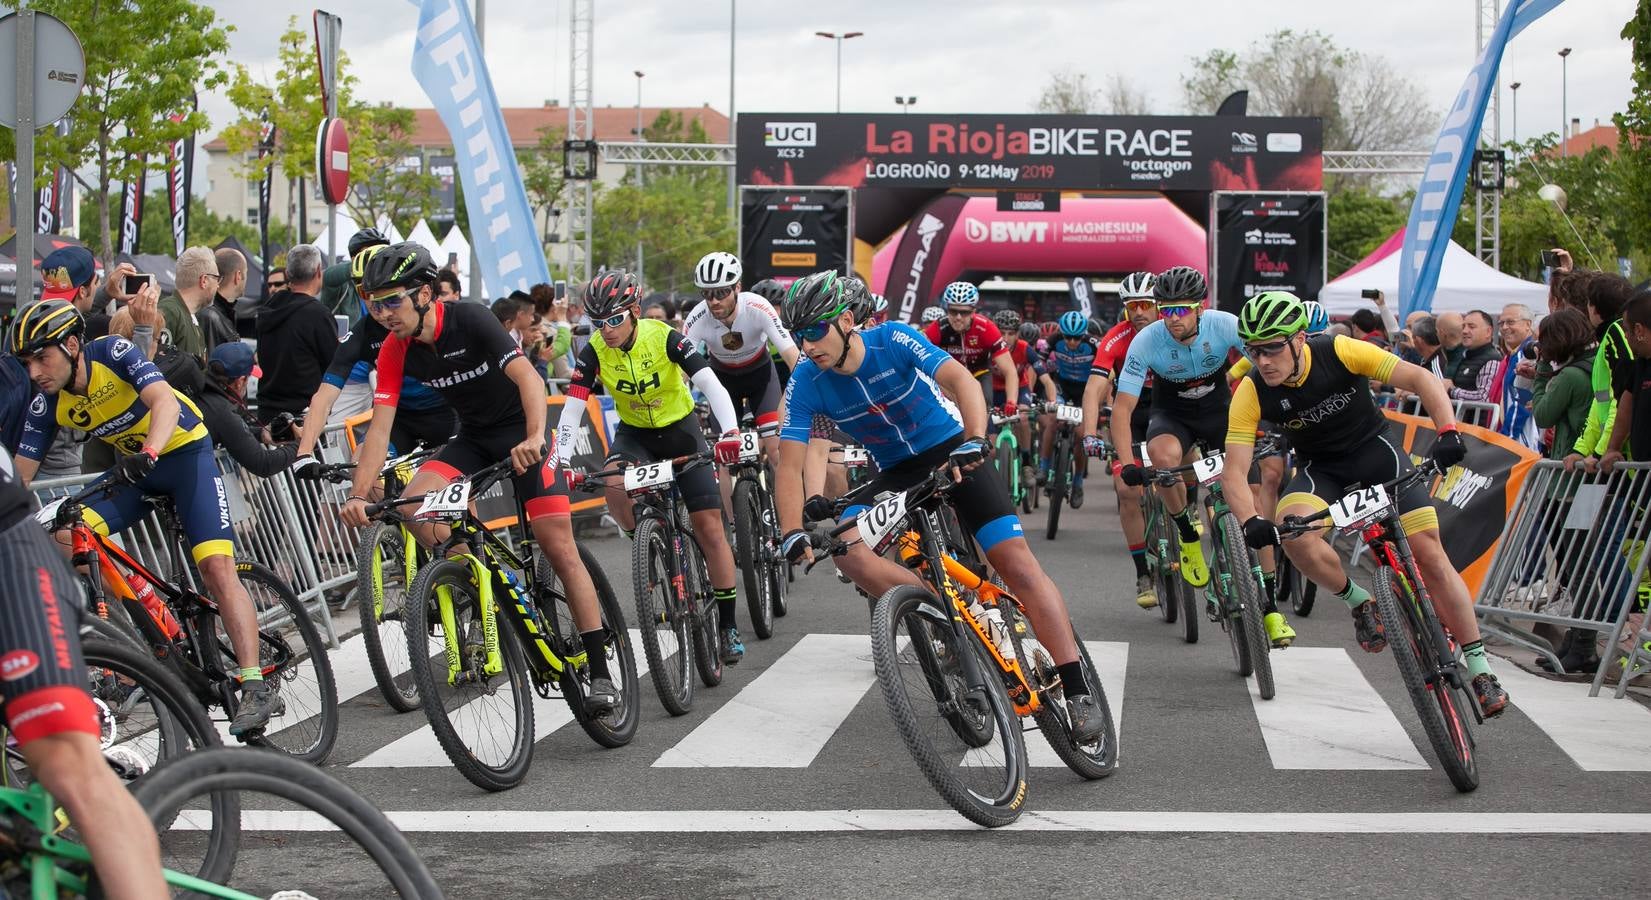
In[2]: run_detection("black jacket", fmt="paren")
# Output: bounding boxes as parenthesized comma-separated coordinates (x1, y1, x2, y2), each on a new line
(255, 289, 337, 421)
(197, 377, 296, 478)
(200, 294, 240, 351)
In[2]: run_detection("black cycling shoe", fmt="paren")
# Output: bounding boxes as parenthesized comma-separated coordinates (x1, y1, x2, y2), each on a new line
(229, 682, 286, 738)
(585, 677, 619, 717)
(1472, 673, 1509, 718)
(1066, 693, 1106, 744)
(1351, 600, 1386, 654)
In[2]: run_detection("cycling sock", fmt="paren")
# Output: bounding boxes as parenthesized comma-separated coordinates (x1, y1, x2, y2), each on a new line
(1173, 510, 1200, 543)
(579, 629, 612, 680)
(1129, 544, 1148, 577)
(239, 666, 264, 685)
(1337, 578, 1372, 609)
(1057, 661, 1090, 698)
(715, 587, 738, 627)
(621, 528, 634, 541)
(1461, 640, 1492, 677)
(1260, 572, 1279, 614)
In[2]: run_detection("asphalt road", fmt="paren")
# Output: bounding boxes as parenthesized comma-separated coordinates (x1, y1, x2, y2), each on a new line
(204, 484, 1651, 899)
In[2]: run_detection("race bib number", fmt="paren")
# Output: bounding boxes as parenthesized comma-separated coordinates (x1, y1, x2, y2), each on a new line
(1136, 442, 1150, 464)
(738, 431, 760, 462)
(624, 460, 674, 493)
(1329, 484, 1392, 531)
(1055, 404, 1083, 425)
(842, 446, 870, 467)
(415, 480, 471, 520)
(33, 497, 65, 528)
(1192, 452, 1225, 486)
(858, 491, 910, 555)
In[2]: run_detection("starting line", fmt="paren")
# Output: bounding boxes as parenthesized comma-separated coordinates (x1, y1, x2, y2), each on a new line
(177, 810, 1651, 834)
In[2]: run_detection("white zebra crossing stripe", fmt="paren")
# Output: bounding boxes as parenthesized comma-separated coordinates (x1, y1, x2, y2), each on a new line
(214, 632, 381, 746)
(996, 640, 1126, 768)
(653, 633, 877, 768)
(1247, 647, 1428, 770)
(1494, 663, 1651, 771)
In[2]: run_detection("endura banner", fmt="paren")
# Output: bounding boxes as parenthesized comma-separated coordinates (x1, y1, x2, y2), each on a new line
(739, 188, 852, 284)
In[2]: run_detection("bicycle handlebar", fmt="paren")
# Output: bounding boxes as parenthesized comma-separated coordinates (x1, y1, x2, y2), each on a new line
(1276, 461, 1441, 536)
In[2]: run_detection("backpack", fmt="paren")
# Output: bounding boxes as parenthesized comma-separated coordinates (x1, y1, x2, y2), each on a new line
(151, 342, 206, 401)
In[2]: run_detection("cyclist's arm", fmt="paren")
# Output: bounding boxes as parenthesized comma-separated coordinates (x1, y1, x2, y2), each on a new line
(935, 358, 989, 437)
(1038, 370, 1058, 404)
(135, 381, 180, 458)
(347, 407, 396, 501)
(776, 437, 810, 534)
(804, 438, 832, 497)
(557, 343, 603, 465)
(1222, 378, 1263, 521)
(505, 355, 548, 447)
(992, 352, 1017, 406)
(1111, 390, 1139, 467)
(295, 382, 342, 458)
(1384, 359, 1458, 431)
(752, 297, 800, 369)
(1081, 372, 1110, 439)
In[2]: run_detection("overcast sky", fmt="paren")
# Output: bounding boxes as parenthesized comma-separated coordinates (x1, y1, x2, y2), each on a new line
(198, 0, 1629, 152)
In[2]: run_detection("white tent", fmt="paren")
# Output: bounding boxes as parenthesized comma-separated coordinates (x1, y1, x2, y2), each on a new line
(435, 226, 473, 291)
(312, 213, 404, 262)
(404, 218, 439, 253)
(1320, 236, 1547, 316)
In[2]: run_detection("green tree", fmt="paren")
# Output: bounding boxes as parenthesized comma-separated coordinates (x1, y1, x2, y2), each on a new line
(1454, 136, 1622, 280)
(520, 123, 567, 253)
(345, 106, 439, 233)
(1326, 185, 1408, 277)
(1615, 1, 1651, 265)
(0, 0, 231, 264)
(77, 189, 294, 260)
(1033, 70, 1097, 114)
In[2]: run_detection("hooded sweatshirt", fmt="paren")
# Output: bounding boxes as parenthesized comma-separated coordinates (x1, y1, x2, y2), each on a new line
(255, 288, 338, 420)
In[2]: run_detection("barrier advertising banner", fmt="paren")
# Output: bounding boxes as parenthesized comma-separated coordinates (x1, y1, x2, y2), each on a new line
(739, 188, 851, 284)
(1382, 410, 1541, 596)
(738, 114, 1323, 192)
(1209, 192, 1326, 311)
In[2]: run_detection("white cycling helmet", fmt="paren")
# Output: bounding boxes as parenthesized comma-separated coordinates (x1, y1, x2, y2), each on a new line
(1118, 271, 1156, 301)
(694, 251, 742, 289)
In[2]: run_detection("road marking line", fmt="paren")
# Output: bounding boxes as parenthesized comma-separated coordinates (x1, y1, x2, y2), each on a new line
(169, 810, 1651, 834)
(1248, 646, 1428, 770)
(654, 633, 876, 767)
(1496, 664, 1651, 771)
(214, 632, 381, 745)
(967, 640, 1126, 767)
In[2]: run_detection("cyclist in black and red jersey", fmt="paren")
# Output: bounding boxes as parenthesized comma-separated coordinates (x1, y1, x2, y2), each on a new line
(337, 243, 623, 715)
(922, 281, 1018, 418)
(991, 308, 1053, 479)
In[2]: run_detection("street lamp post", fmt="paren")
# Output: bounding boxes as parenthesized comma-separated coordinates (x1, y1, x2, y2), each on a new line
(895, 95, 917, 113)
(1509, 81, 1520, 144)
(634, 69, 644, 283)
(1559, 47, 1571, 157)
(814, 31, 863, 113)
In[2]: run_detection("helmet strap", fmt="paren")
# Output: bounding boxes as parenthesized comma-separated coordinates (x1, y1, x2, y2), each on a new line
(412, 295, 434, 340)
(830, 321, 853, 371)
(1286, 338, 1305, 384)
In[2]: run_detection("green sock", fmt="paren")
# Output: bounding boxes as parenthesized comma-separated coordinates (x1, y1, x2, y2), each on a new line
(239, 666, 263, 685)
(715, 587, 738, 628)
(1336, 578, 1371, 610)
(1461, 640, 1492, 678)
(621, 528, 635, 541)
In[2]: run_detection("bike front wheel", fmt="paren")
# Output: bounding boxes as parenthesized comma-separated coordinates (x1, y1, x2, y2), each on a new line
(1374, 567, 1479, 792)
(871, 585, 1028, 828)
(535, 544, 641, 749)
(1045, 435, 1068, 541)
(733, 479, 775, 640)
(355, 521, 422, 712)
(633, 516, 694, 716)
(1219, 513, 1274, 700)
(223, 561, 339, 764)
(685, 531, 724, 688)
(1010, 611, 1118, 780)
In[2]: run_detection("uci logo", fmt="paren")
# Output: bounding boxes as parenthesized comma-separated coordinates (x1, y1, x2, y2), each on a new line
(764, 122, 816, 147)
(613, 372, 662, 395)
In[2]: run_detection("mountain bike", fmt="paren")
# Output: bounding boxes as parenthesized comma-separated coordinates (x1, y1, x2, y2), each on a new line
(1143, 450, 1275, 700)
(1277, 461, 1481, 792)
(387, 458, 639, 791)
(0, 745, 445, 898)
(38, 482, 339, 763)
(1043, 401, 1085, 540)
(809, 466, 1117, 827)
(990, 407, 1036, 515)
(1121, 440, 1199, 642)
(728, 420, 788, 640)
(587, 451, 722, 717)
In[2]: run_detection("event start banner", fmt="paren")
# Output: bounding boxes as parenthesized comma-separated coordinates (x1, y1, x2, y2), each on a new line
(1381, 410, 1541, 596)
(739, 188, 852, 284)
(1209, 192, 1326, 312)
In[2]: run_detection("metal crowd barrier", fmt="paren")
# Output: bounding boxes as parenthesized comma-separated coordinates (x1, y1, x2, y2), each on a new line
(1472, 459, 1651, 696)
(1379, 393, 1502, 431)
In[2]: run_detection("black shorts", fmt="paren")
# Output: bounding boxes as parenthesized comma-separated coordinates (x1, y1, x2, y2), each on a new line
(0, 517, 99, 745)
(1279, 430, 1438, 534)
(390, 404, 458, 457)
(421, 426, 571, 520)
(1056, 378, 1088, 406)
(1146, 406, 1227, 456)
(843, 434, 1023, 553)
(606, 417, 720, 514)
(708, 362, 782, 432)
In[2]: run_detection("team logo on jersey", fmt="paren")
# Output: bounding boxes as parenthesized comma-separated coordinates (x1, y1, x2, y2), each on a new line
(0, 650, 39, 681)
(110, 338, 133, 359)
(29, 395, 45, 417)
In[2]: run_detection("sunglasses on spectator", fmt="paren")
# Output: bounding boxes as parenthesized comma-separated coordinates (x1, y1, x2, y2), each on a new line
(1244, 340, 1292, 358)
(792, 321, 833, 342)
(701, 286, 734, 301)
(268, 279, 287, 290)
(1158, 304, 1199, 318)
(596, 309, 631, 329)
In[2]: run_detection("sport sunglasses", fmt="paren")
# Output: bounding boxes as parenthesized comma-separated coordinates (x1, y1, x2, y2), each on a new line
(365, 288, 414, 313)
(1244, 340, 1292, 358)
(792, 320, 834, 342)
(595, 309, 631, 329)
(1157, 304, 1199, 318)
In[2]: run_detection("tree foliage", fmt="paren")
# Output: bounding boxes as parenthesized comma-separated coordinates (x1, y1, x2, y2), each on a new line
(1034, 70, 1097, 115)
(0, 0, 231, 265)
(1614, 1, 1651, 265)
(1452, 136, 1622, 281)
(1326, 185, 1408, 278)
(80, 190, 294, 260)
(520, 123, 567, 249)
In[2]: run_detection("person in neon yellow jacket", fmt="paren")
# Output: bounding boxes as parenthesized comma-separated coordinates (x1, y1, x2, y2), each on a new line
(1561, 267, 1635, 468)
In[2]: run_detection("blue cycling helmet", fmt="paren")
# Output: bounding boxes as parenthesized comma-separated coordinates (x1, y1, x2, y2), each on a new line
(1303, 299, 1330, 335)
(940, 281, 979, 307)
(1058, 310, 1089, 337)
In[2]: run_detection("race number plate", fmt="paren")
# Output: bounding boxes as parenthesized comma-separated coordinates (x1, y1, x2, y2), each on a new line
(1192, 452, 1225, 486)
(738, 431, 760, 462)
(1329, 484, 1392, 532)
(33, 497, 65, 528)
(1055, 404, 1083, 425)
(858, 491, 910, 555)
(415, 480, 471, 519)
(842, 446, 870, 467)
(624, 460, 675, 494)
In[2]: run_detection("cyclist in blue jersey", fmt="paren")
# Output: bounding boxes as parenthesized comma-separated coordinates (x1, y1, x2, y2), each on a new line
(1109, 267, 1296, 646)
(773, 271, 1107, 743)
(1038, 310, 1103, 506)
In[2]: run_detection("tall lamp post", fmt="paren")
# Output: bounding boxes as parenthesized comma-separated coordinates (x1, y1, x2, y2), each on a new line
(895, 95, 917, 113)
(1509, 81, 1521, 144)
(814, 31, 863, 113)
(634, 69, 644, 282)
(1558, 47, 1571, 156)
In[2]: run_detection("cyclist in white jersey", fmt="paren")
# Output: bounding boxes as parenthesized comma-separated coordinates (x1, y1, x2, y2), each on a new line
(685, 252, 799, 462)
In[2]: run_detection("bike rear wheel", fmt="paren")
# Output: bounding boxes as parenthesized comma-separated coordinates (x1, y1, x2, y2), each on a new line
(633, 516, 693, 716)
(223, 561, 339, 764)
(1220, 513, 1274, 700)
(685, 532, 724, 688)
(405, 559, 535, 791)
(1374, 567, 1479, 792)
(993, 436, 1018, 508)
(871, 585, 1028, 828)
(1147, 504, 1180, 625)
(732, 479, 775, 640)
(355, 521, 422, 712)
(534, 544, 640, 749)
(1045, 434, 1068, 540)
(1011, 611, 1118, 780)
(1285, 555, 1317, 617)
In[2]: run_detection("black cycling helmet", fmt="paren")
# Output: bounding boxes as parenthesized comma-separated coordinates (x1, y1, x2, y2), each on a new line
(840, 274, 872, 325)
(347, 226, 390, 260)
(584, 270, 642, 319)
(1153, 266, 1208, 304)
(9, 299, 84, 357)
(749, 278, 787, 304)
(1018, 322, 1041, 344)
(994, 309, 1022, 332)
(779, 271, 851, 332)
(360, 242, 438, 300)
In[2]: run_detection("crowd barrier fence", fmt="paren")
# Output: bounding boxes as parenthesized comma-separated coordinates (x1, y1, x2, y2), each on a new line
(1380, 393, 1502, 431)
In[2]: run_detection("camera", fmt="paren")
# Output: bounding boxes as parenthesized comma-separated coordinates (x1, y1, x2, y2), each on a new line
(1540, 249, 1560, 268)
(1360, 288, 1382, 301)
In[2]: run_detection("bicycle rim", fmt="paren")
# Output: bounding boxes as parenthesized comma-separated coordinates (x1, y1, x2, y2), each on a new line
(537, 545, 641, 748)
(1045, 440, 1067, 540)
(229, 562, 339, 764)
(687, 535, 724, 687)
(405, 559, 535, 791)
(1023, 621, 1118, 780)
(355, 522, 422, 712)
(633, 517, 693, 716)
(1374, 568, 1479, 792)
(871, 585, 1028, 828)
(1221, 514, 1274, 699)
(733, 480, 774, 640)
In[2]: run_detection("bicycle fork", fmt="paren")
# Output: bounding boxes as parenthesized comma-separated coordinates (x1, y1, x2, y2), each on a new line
(437, 555, 503, 686)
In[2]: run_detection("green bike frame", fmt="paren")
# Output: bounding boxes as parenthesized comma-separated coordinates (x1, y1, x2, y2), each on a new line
(993, 421, 1023, 505)
(373, 524, 422, 625)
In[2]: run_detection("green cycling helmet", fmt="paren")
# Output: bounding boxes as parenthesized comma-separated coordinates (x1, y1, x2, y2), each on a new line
(1238, 290, 1309, 342)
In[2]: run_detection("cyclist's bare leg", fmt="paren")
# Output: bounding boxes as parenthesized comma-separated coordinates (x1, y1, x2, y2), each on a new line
(198, 553, 262, 672)
(529, 514, 602, 632)
(831, 526, 925, 598)
(1408, 527, 1484, 645)
(690, 508, 738, 592)
(1148, 434, 1191, 515)
(603, 479, 637, 531)
(984, 537, 1080, 665)
(401, 468, 458, 550)
(1038, 412, 1057, 470)
(1114, 474, 1146, 544)
(824, 462, 848, 498)
(22, 732, 166, 900)
(1277, 501, 1348, 590)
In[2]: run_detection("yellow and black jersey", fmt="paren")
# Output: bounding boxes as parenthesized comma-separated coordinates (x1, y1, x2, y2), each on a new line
(1227, 334, 1398, 460)
(18, 336, 208, 461)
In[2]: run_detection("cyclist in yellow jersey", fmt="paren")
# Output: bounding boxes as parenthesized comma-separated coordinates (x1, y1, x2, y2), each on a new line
(1221, 291, 1508, 716)
(10, 300, 287, 736)
(554, 271, 752, 662)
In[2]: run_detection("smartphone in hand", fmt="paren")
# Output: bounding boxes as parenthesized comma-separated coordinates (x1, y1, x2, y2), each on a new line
(1540, 249, 1560, 268)
(123, 273, 154, 295)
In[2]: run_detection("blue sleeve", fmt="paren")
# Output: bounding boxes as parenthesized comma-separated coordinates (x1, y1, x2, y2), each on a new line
(889, 322, 949, 380)
(346, 361, 371, 385)
(103, 337, 164, 392)
(779, 365, 818, 444)
(1116, 341, 1149, 398)
(1206, 310, 1243, 355)
(17, 392, 55, 462)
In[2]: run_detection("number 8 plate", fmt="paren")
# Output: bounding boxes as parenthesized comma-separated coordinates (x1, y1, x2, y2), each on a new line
(1329, 484, 1392, 531)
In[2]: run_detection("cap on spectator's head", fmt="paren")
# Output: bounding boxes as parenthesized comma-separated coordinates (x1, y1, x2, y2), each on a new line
(39, 246, 96, 301)
(209, 341, 261, 379)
